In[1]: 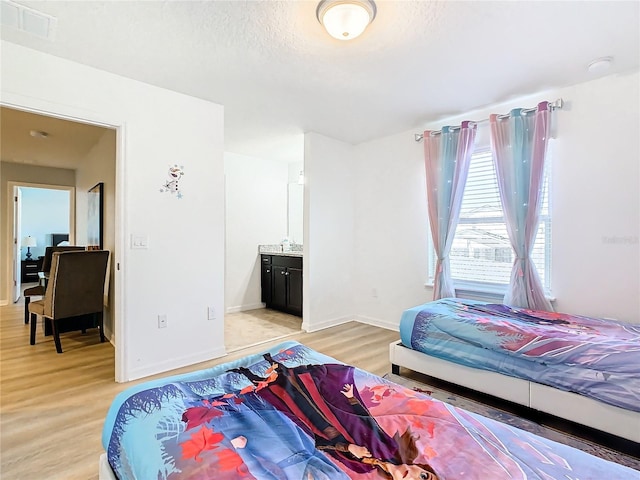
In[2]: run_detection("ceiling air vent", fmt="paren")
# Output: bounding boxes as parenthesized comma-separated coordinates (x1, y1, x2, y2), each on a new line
(1, 1, 57, 41)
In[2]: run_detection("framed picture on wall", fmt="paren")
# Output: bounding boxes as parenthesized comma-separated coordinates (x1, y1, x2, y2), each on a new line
(87, 182, 104, 250)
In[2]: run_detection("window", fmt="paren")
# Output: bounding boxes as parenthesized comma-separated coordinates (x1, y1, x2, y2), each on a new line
(429, 148, 551, 294)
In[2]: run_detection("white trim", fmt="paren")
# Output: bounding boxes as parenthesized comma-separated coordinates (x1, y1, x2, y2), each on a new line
(225, 303, 266, 314)
(423, 282, 556, 304)
(353, 314, 397, 331)
(113, 122, 127, 383)
(226, 331, 302, 354)
(1, 94, 123, 129)
(126, 346, 227, 382)
(302, 315, 353, 333)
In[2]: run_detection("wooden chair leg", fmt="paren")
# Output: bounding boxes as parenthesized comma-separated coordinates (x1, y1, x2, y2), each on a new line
(30, 313, 37, 345)
(50, 320, 63, 354)
(98, 312, 105, 343)
(24, 297, 30, 324)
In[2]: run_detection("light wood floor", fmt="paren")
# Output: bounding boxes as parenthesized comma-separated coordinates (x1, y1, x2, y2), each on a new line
(0, 298, 399, 479)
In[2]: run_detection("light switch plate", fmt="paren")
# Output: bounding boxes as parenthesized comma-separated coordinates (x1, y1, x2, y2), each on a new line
(131, 234, 149, 249)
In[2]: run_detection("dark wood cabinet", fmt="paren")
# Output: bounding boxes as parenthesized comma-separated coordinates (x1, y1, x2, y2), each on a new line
(261, 254, 302, 317)
(287, 266, 303, 314)
(261, 263, 272, 305)
(272, 265, 288, 310)
(21, 258, 43, 283)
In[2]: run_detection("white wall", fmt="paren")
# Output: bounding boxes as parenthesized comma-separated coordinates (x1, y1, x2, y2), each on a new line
(303, 133, 355, 331)
(1, 41, 226, 380)
(224, 152, 288, 313)
(353, 71, 640, 325)
(353, 130, 431, 329)
(550, 73, 639, 322)
(76, 128, 117, 337)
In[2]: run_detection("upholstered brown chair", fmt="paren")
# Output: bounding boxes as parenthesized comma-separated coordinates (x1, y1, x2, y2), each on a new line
(23, 246, 85, 323)
(29, 250, 109, 353)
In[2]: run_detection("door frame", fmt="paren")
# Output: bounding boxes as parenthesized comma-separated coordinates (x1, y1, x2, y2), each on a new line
(1, 93, 127, 382)
(8, 182, 76, 301)
(12, 186, 22, 303)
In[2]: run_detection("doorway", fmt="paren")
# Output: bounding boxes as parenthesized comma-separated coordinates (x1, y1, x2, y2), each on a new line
(1, 104, 122, 379)
(223, 151, 305, 352)
(10, 183, 75, 302)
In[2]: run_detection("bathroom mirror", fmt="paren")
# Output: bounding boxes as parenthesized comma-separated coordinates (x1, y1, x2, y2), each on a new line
(287, 183, 303, 244)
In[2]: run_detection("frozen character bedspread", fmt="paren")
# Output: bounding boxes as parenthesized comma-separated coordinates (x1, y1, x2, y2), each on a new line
(102, 341, 638, 479)
(399, 298, 640, 412)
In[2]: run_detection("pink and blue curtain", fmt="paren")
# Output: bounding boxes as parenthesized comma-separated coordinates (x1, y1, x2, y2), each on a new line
(490, 102, 553, 311)
(424, 121, 477, 300)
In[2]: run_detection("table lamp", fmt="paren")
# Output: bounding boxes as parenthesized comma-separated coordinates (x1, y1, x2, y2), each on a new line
(23, 236, 37, 260)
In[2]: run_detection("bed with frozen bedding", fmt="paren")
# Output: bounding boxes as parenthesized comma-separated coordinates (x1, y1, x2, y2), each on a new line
(390, 298, 640, 442)
(101, 340, 638, 479)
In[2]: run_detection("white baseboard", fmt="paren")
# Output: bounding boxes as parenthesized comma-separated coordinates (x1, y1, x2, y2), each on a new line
(353, 315, 398, 331)
(303, 315, 398, 333)
(225, 303, 265, 314)
(104, 327, 115, 346)
(126, 346, 227, 381)
(303, 315, 353, 333)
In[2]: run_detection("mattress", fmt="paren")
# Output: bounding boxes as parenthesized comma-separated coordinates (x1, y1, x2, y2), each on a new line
(102, 340, 638, 479)
(399, 298, 640, 412)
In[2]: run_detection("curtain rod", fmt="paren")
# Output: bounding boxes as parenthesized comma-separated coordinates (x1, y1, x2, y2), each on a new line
(414, 98, 564, 142)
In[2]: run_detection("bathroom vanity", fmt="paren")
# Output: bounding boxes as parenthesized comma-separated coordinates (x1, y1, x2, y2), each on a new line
(260, 252, 302, 317)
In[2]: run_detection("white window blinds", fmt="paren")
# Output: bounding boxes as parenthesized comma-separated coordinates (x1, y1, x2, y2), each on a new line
(429, 148, 551, 292)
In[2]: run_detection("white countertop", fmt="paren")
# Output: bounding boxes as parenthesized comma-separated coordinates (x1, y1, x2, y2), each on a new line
(258, 244, 302, 257)
(259, 250, 302, 257)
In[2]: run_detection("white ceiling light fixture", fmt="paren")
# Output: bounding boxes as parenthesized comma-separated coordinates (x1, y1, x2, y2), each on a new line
(316, 0, 376, 41)
(587, 56, 613, 74)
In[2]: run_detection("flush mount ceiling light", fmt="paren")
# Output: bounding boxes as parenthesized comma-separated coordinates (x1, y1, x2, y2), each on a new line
(316, 0, 376, 41)
(587, 56, 613, 74)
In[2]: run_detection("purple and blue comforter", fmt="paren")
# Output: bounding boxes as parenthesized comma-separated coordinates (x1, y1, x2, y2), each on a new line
(102, 341, 638, 479)
(400, 298, 640, 412)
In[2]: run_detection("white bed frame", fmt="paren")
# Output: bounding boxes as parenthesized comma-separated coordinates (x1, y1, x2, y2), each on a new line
(389, 341, 640, 443)
(99, 453, 116, 480)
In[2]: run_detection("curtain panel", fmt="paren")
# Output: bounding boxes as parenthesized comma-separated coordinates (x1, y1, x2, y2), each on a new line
(424, 121, 477, 300)
(490, 101, 553, 311)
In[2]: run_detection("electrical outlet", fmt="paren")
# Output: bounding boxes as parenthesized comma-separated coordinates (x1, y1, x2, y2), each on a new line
(158, 314, 167, 328)
(207, 306, 216, 321)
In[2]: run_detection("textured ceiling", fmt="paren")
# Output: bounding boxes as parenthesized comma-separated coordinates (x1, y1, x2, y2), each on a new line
(1, 0, 639, 165)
